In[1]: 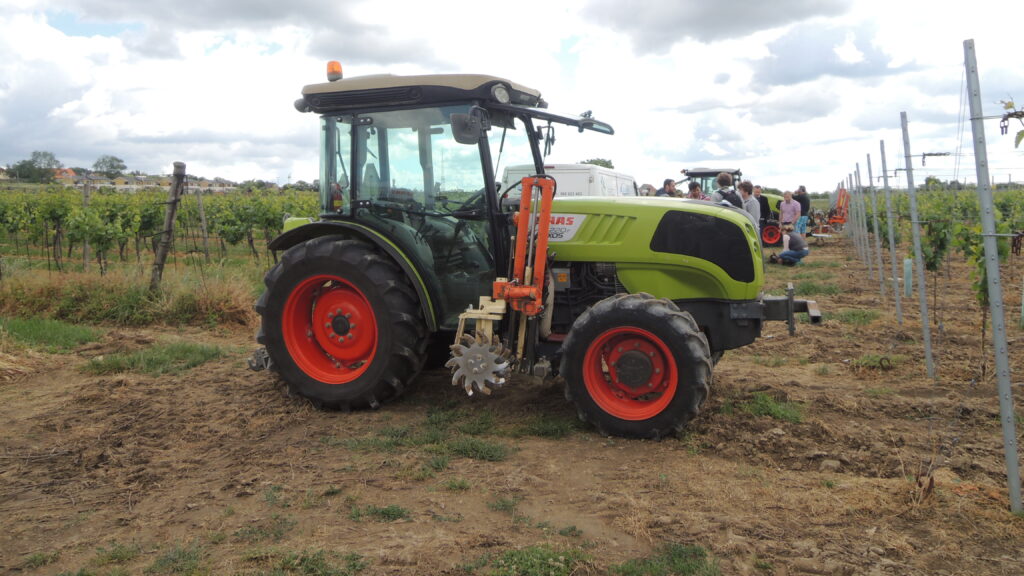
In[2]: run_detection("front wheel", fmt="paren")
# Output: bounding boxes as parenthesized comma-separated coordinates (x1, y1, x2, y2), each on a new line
(256, 236, 427, 409)
(560, 293, 712, 439)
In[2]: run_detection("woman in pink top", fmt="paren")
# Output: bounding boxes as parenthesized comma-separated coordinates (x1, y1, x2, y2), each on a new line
(779, 191, 801, 226)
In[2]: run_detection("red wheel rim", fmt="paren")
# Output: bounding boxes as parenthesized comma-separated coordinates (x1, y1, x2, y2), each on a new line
(582, 326, 678, 421)
(763, 225, 781, 244)
(282, 274, 377, 384)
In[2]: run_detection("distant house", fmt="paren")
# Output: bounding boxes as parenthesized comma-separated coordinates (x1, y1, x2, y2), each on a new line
(149, 175, 173, 188)
(0, 168, 9, 180)
(212, 177, 237, 192)
(80, 173, 114, 189)
(54, 168, 77, 187)
(187, 176, 239, 194)
(109, 174, 148, 192)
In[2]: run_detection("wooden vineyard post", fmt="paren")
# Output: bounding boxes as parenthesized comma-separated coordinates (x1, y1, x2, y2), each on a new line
(150, 162, 186, 293)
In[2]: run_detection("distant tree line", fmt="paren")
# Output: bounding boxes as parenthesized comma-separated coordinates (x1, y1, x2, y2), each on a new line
(4, 151, 315, 190)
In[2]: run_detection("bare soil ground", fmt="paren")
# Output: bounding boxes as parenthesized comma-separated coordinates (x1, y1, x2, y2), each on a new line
(1, 239, 1023, 575)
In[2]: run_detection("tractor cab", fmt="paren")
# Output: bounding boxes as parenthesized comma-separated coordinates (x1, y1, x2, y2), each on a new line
(678, 167, 742, 194)
(291, 66, 612, 331)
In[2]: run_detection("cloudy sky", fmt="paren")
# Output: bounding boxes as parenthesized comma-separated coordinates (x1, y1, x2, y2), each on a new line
(2, 0, 1022, 192)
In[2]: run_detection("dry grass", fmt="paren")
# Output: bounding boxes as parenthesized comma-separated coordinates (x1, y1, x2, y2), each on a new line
(614, 495, 655, 542)
(0, 268, 258, 328)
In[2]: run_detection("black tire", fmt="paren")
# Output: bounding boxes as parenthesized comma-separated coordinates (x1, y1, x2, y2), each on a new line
(255, 235, 427, 409)
(560, 293, 712, 439)
(762, 222, 783, 247)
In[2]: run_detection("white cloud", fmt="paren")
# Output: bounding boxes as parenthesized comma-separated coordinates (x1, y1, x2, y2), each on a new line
(834, 32, 865, 64)
(0, 0, 1021, 191)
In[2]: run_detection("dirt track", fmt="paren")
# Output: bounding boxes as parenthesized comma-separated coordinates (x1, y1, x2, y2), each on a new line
(1, 239, 1023, 575)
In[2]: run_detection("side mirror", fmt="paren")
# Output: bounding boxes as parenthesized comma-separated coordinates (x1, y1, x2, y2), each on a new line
(451, 113, 482, 145)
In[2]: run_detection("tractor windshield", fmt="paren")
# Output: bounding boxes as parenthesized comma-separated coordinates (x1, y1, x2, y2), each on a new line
(319, 106, 487, 214)
(320, 105, 500, 329)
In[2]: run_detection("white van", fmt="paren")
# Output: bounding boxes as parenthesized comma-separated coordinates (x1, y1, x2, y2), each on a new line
(501, 163, 638, 199)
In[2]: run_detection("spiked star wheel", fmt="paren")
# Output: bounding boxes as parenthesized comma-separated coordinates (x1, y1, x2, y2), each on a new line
(445, 332, 512, 395)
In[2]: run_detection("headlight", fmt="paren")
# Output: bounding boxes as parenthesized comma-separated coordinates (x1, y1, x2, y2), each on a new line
(491, 84, 511, 104)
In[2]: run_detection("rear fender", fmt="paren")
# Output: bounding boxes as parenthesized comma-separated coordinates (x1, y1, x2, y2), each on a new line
(268, 221, 438, 332)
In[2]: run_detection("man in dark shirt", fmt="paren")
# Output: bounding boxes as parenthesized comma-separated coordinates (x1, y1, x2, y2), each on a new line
(754, 185, 770, 231)
(655, 178, 677, 197)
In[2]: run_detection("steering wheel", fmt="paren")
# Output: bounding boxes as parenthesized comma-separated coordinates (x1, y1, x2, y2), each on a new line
(448, 188, 488, 219)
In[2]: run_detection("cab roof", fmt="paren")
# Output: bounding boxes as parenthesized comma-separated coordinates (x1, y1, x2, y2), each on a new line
(296, 73, 544, 114)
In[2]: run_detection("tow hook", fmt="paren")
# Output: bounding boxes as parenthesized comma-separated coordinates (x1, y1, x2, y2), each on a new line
(758, 282, 822, 334)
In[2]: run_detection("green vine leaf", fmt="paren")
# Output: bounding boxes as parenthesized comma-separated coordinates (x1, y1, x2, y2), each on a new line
(1015, 129, 1023, 149)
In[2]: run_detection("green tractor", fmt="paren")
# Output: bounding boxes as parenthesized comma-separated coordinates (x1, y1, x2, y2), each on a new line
(678, 168, 785, 246)
(251, 63, 820, 439)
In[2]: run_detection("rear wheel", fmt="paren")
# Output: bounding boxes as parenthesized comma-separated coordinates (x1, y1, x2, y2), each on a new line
(560, 293, 712, 439)
(762, 223, 782, 246)
(256, 236, 427, 409)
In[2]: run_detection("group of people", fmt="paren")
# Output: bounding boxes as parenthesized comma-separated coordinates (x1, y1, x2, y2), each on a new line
(651, 173, 812, 266)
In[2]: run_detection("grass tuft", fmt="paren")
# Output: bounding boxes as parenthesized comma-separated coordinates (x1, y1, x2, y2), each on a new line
(834, 308, 880, 326)
(794, 281, 841, 296)
(277, 549, 367, 575)
(21, 551, 60, 569)
(853, 354, 904, 371)
(482, 545, 591, 576)
(144, 542, 204, 575)
(456, 411, 497, 435)
(752, 355, 787, 367)
(444, 478, 471, 492)
(349, 504, 410, 522)
(740, 392, 803, 423)
(264, 485, 289, 508)
(94, 541, 141, 565)
(446, 436, 510, 462)
(233, 514, 296, 543)
(611, 542, 720, 576)
(84, 340, 225, 376)
(487, 494, 523, 514)
(239, 547, 366, 575)
(512, 414, 577, 439)
(0, 316, 102, 352)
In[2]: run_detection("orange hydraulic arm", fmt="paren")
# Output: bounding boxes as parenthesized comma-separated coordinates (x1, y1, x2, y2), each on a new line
(493, 176, 556, 317)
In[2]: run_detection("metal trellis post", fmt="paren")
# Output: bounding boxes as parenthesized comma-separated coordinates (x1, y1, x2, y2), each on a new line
(856, 164, 874, 280)
(880, 141, 903, 324)
(867, 154, 886, 300)
(901, 111, 936, 379)
(963, 38, 1021, 513)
